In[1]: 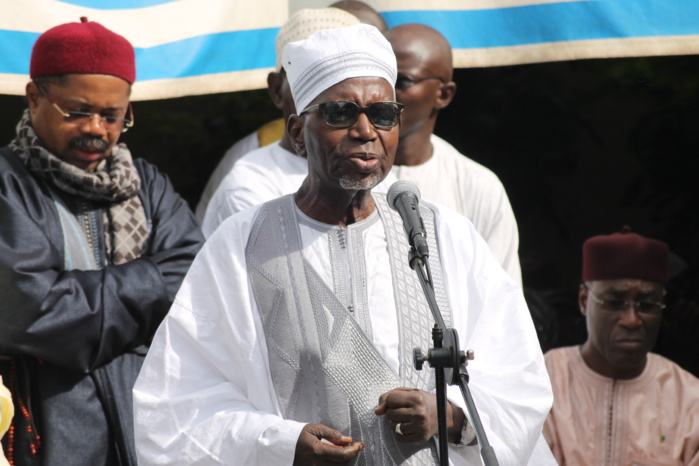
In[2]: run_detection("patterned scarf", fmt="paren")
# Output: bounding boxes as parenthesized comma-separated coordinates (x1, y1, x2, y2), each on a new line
(9, 109, 148, 264)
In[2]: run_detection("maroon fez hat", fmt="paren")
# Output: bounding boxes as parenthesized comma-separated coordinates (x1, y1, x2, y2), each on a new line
(582, 226, 669, 284)
(30, 17, 136, 84)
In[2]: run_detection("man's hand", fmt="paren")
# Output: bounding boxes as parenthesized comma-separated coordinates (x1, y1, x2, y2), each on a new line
(374, 387, 466, 445)
(293, 423, 364, 465)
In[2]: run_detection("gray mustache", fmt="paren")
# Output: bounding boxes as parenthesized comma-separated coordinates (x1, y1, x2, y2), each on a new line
(68, 136, 109, 152)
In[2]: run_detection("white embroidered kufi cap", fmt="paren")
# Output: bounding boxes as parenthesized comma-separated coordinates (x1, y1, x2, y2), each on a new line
(275, 8, 360, 71)
(282, 23, 397, 113)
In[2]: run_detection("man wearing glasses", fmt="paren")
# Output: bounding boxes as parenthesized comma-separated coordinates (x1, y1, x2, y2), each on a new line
(134, 24, 552, 465)
(0, 18, 203, 465)
(199, 4, 390, 236)
(385, 24, 522, 286)
(543, 228, 699, 465)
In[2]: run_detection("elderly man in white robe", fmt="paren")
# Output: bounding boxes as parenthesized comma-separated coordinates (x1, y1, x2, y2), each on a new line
(133, 24, 552, 465)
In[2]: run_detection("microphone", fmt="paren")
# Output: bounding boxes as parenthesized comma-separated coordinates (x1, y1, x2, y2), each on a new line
(386, 180, 429, 259)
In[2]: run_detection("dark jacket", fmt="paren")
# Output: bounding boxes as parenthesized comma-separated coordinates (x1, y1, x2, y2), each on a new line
(0, 146, 205, 465)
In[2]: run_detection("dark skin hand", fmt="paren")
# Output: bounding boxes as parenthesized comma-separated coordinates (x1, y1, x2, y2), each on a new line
(294, 423, 364, 465)
(374, 387, 467, 445)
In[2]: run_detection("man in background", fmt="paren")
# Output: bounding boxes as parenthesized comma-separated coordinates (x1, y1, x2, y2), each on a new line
(543, 228, 699, 465)
(329, 0, 388, 30)
(386, 24, 522, 285)
(0, 18, 203, 465)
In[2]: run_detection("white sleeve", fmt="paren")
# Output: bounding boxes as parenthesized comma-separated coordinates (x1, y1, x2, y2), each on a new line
(201, 181, 258, 238)
(431, 204, 552, 466)
(201, 146, 306, 238)
(195, 131, 260, 224)
(134, 209, 305, 465)
(480, 180, 522, 287)
(200, 157, 276, 238)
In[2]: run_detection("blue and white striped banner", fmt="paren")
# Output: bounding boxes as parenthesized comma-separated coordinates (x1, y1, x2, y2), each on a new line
(0, 0, 286, 100)
(378, 0, 699, 69)
(1, 0, 697, 100)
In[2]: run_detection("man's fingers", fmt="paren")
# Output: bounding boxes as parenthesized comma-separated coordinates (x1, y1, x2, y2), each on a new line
(374, 390, 391, 415)
(304, 423, 347, 440)
(315, 439, 364, 462)
(331, 440, 364, 455)
(392, 421, 417, 444)
(320, 436, 352, 446)
(374, 401, 387, 415)
(380, 387, 423, 409)
(295, 424, 364, 465)
(375, 390, 439, 446)
(378, 389, 431, 422)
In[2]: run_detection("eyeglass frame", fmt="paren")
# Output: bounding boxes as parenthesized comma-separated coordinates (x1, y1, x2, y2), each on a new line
(395, 73, 445, 91)
(584, 286, 666, 317)
(36, 84, 134, 134)
(300, 100, 404, 129)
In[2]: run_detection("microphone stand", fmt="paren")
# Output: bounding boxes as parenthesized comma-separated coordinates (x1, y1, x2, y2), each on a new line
(408, 249, 499, 466)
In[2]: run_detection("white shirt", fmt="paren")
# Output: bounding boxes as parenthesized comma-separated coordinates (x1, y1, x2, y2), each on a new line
(391, 135, 521, 286)
(134, 198, 554, 465)
(201, 142, 306, 237)
(195, 131, 260, 224)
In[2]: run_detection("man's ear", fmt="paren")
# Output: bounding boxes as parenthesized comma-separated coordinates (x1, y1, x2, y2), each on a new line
(287, 114, 307, 158)
(578, 283, 588, 316)
(435, 81, 457, 111)
(26, 81, 41, 113)
(267, 71, 285, 110)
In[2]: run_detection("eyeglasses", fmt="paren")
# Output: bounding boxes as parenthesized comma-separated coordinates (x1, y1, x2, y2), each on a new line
(301, 101, 404, 129)
(38, 85, 134, 134)
(395, 73, 445, 91)
(586, 289, 666, 317)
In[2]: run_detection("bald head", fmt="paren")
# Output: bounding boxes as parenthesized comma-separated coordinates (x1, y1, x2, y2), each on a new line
(385, 23, 456, 165)
(385, 23, 453, 82)
(331, 0, 388, 32)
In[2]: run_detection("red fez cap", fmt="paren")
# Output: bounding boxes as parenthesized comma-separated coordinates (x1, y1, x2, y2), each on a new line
(30, 17, 135, 84)
(582, 226, 669, 284)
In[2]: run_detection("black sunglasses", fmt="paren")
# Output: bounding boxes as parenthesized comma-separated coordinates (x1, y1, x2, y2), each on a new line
(300, 101, 404, 129)
(395, 73, 445, 91)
